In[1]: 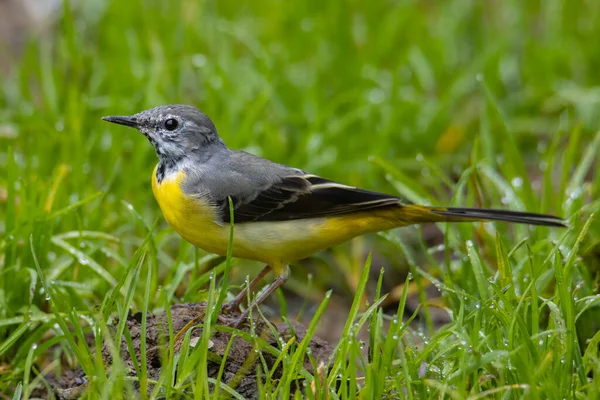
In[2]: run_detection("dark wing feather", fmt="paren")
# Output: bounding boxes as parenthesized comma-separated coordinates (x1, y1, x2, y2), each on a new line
(215, 174, 400, 223)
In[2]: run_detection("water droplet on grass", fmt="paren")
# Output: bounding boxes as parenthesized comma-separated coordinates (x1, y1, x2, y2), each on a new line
(511, 177, 523, 188)
(192, 54, 207, 68)
(367, 88, 386, 104)
(568, 187, 583, 200)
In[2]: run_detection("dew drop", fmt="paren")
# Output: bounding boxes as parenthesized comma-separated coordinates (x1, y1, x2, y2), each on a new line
(191, 53, 207, 68)
(511, 177, 523, 188)
(568, 187, 583, 200)
(367, 87, 386, 104)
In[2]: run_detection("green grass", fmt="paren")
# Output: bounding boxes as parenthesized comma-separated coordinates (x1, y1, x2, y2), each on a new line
(1, 0, 600, 398)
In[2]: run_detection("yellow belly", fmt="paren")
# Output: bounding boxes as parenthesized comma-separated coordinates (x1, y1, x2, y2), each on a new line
(151, 166, 406, 268)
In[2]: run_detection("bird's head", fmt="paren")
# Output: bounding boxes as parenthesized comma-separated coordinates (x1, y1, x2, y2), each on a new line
(102, 104, 223, 162)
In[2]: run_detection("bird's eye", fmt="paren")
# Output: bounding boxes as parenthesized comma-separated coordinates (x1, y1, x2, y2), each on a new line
(164, 118, 178, 131)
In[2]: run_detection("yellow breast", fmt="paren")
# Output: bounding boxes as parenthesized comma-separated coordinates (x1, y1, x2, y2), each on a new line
(151, 165, 231, 256)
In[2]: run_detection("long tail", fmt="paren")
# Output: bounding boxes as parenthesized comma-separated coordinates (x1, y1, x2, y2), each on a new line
(401, 205, 567, 227)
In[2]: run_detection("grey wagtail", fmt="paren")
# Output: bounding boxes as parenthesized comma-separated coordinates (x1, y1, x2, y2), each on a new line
(102, 104, 565, 324)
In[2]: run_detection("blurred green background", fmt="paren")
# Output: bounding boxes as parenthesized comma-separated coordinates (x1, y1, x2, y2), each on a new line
(0, 0, 599, 397)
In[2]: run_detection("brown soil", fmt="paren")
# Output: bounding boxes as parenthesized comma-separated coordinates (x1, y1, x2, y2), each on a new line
(49, 302, 333, 399)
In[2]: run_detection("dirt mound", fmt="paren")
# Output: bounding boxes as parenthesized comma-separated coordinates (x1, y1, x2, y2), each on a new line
(50, 302, 333, 399)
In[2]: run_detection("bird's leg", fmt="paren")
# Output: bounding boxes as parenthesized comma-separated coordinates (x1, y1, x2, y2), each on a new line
(228, 264, 290, 328)
(222, 264, 272, 314)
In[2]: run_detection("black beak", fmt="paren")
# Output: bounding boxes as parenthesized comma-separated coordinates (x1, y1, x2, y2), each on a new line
(101, 115, 139, 128)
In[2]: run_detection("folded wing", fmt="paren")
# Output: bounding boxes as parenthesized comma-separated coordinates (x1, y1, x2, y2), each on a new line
(214, 174, 401, 223)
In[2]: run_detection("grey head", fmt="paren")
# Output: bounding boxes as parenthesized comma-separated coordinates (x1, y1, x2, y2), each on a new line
(102, 105, 225, 164)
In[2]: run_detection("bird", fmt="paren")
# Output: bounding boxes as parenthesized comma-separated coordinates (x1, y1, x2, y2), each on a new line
(102, 104, 566, 325)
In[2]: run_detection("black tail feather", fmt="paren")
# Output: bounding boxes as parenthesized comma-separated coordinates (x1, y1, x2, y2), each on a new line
(431, 207, 567, 228)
